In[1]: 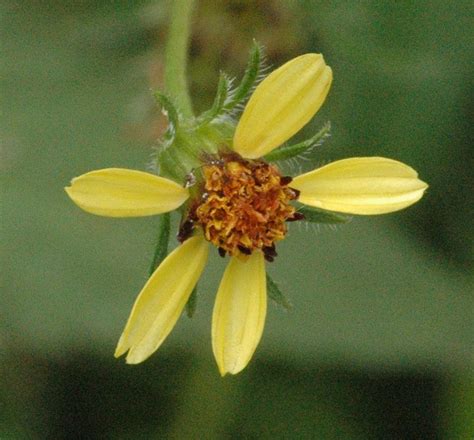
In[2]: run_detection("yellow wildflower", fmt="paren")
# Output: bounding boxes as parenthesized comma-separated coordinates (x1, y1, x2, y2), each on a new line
(65, 54, 427, 375)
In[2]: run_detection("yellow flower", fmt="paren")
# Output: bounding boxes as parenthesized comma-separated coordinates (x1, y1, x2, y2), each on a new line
(65, 54, 428, 375)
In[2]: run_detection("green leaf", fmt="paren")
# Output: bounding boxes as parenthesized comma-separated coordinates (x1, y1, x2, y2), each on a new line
(148, 213, 171, 275)
(297, 205, 351, 224)
(154, 92, 180, 140)
(224, 40, 263, 111)
(264, 122, 331, 162)
(199, 73, 231, 124)
(267, 274, 292, 310)
(185, 286, 198, 318)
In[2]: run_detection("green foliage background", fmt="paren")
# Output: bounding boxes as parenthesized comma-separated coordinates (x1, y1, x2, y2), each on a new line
(2, 1, 473, 438)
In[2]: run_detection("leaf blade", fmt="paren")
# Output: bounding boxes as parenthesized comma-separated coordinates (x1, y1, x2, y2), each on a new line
(266, 274, 292, 310)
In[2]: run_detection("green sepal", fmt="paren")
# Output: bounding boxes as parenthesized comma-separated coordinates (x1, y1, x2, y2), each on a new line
(199, 73, 232, 124)
(264, 122, 331, 162)
(185, 285, 198, 318)
(156, 116, 235, 182)
(154, 91, 180, 141)
(148, 213, 171, 276)
(266, 274, 292, 310)
(296, 205, 351, 224)
(224, 40, 263, 111)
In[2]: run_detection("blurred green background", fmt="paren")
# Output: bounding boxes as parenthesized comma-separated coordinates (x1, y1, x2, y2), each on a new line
(2, 0, 473, 438)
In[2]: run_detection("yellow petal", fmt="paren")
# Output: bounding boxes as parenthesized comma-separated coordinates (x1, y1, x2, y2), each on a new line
(233, 53, 332, 159)
(292, 157, 428, 215)
(212, 252, 267, 376)
(115, 236, 209, 364)
(65, 168, 188, 217)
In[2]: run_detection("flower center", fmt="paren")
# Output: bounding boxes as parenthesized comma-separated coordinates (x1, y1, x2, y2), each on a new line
(184, 154, 299, 260)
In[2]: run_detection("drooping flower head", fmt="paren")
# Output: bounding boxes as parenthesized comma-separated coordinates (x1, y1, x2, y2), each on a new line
(66, 47, 427, 375)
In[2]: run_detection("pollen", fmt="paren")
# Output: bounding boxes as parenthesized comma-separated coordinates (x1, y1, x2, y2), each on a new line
(193, 154, 298, 259)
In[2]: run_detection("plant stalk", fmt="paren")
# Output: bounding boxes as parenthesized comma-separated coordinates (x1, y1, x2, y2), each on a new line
(164, 0, 195, 117)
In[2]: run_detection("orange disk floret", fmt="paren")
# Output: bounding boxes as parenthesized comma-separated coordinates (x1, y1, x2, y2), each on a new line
(194, 154, 298, 258)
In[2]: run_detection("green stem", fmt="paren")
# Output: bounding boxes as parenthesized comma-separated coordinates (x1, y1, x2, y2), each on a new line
(164, 0, 195, 117)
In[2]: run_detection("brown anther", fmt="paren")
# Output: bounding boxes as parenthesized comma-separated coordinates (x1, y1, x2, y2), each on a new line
(185, 171, 197, 188)
(287, 211, 305, 222)
(237, 245, 251, 255)
(263, 245, 277, 258)
(289, 187, 300, 199)
(280, 176, 293, 185)
(218, 247, 226, 258)
(177, 219, 194, 242)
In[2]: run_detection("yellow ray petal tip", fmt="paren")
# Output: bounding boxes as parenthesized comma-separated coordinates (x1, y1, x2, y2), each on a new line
(292, 157, 428, 215)
(65, 168, 188, 217)
(233, 53, 333, 159)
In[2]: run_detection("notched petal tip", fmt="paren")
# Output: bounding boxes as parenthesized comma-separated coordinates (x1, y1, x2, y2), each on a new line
(292, 157, 429, 215)
(125, 350, 148, 365)
(233, 53, 333, 159)
(113, 349, 125, 359)
(114, 334, 128, 359)
(65, 168, 189, 217)
(115, 236, 209, 364)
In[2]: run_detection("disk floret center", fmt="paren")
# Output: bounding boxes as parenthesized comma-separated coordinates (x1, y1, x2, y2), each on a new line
(192, 153, 298, 260)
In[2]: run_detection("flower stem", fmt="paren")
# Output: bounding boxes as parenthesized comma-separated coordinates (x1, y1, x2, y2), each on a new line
(164, 0, 195, 117)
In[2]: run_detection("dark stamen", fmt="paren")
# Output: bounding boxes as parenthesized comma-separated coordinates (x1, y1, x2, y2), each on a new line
(263, 244, 277, 257)
(289, 187, 300, 199)
(264, 254, 274, 262)
(184, 171, 196, 188)
(238, 245, 251, 255)
(218, 247, 226, 258)
(177, 219, 194, 242)
(280, 176, 293, 185)
(287, 211, 305, 222)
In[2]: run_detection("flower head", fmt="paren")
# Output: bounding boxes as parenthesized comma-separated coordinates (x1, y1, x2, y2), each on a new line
(66, 51, 428, 375)
(188, 154, 298, 259)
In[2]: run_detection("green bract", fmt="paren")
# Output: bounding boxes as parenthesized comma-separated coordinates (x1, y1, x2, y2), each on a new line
(153, 42, 266, 183)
